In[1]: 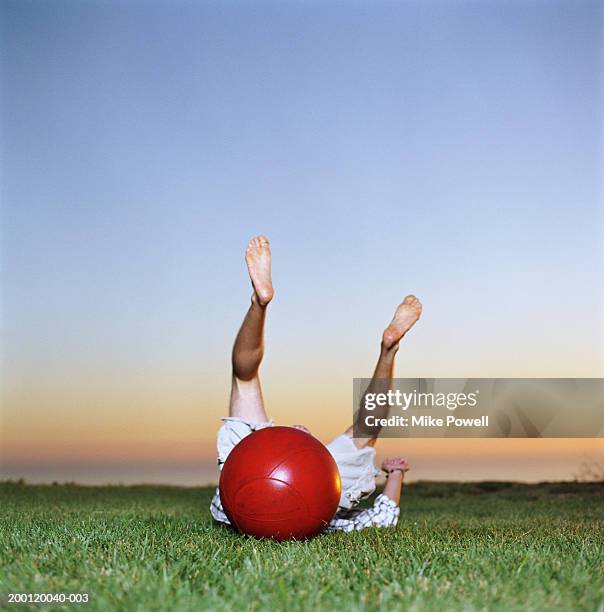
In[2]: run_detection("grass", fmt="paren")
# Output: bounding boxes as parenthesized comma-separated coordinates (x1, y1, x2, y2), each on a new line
(1, 481, 603, 611)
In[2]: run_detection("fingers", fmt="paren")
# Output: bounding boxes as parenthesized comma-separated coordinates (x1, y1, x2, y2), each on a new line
(291, 424, 311, 434)
(382, 457, 411, 472)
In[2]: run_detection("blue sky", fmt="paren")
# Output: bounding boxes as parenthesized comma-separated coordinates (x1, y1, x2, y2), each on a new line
(2, 0, 603, 484)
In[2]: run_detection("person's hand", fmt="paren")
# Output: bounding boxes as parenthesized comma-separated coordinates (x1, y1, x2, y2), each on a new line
(291, 424, 311, 435)
(381, 457, 410, 475)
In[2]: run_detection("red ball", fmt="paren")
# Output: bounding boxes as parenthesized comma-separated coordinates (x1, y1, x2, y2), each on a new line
(219, 426, 341, 541)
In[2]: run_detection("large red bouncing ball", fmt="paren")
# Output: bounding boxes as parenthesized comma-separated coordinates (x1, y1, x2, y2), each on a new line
(219, 426, 341, 541)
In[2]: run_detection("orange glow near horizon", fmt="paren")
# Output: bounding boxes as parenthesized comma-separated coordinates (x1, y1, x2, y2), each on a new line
(3, 369, 603, 485)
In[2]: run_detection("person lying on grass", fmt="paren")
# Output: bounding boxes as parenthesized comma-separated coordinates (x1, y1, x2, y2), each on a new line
(211, 236, 421, 532)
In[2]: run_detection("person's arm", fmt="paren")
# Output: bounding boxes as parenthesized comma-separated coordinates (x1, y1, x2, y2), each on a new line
(326, 458, 410, 533)
(382, 470, 404, 505)
(381, 457, 410, 505)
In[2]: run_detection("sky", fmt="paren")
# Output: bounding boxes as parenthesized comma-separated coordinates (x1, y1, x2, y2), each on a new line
(1, 0, 603, 485)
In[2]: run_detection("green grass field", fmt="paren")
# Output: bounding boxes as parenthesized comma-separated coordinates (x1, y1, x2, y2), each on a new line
(1, 481, 603, 611)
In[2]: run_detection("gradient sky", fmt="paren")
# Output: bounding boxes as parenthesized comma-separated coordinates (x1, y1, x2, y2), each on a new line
(2, 0, 603, 485)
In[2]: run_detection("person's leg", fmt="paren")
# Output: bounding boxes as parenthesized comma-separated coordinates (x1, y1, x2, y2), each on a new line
(212, 237, 275, 524)
(229, 236, 274, 423)
(346, 295, 422, 448)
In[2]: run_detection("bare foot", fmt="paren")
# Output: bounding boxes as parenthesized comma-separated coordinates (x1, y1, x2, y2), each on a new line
(382, 295, 422, 348)
(245, 236, 274, 306)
